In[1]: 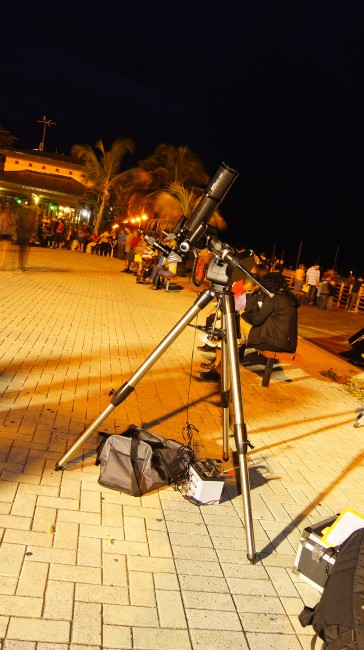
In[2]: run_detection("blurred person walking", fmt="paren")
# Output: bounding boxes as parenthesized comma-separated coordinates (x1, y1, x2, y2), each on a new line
(316, 277, 331, 311)
(15, 202, 37, 271)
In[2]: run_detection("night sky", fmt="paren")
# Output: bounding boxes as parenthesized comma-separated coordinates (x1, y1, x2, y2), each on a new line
(2, 0, 364, 275)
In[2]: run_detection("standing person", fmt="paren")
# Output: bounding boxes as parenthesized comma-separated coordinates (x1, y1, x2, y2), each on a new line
(98, 230, 111, 256)
(110, 232, 118, 258)
(257, 251, 271, 272)
(132, 233, 147, 280)
(274, 258, 285, 274)
(293, 263, 305, 295)
(53, 218, 65, 248)
(305, 264, 320, 306)
(89, 231, 100, 254)
(118, 228, 127, 259)
(316, 277, 331, 311)
(348, 276, 364, 311)
(15, 202, 37, 271)
(77, 224, 91, 252)
(123, 229, 140, 272)
(121, 229, 133, 271)
(326, 278, 336, 311)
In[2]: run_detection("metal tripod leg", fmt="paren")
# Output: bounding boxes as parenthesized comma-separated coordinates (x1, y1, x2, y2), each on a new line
(354, 411, 364, 428)
(220, 292, 255, 562)
(56, 288, 216, 470)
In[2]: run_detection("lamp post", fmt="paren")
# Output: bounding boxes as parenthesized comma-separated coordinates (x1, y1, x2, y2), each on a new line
(37, 115, 56, 152)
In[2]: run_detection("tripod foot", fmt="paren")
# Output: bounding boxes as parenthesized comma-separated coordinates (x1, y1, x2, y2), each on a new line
(55, 463, 64, 471)
(354, 411, 364, 428)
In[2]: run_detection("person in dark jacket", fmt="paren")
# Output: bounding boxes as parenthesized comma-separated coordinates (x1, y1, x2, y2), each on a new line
(199, 273, 299, 381)
(240, 272, 299, 352)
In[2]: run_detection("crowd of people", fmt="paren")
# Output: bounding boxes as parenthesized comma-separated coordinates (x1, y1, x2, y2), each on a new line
(1, 205, 363, 311)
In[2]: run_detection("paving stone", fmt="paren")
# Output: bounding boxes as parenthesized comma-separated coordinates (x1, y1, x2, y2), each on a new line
(0, 615, 9, 638)
(102, 552, 128, 586)
(156, 589, 187, 627)
(16, 561, 48, 597)
(190, 629, 249, 649)
(245, 631, 303, 649)
(2, 642, 36, 650)
(102, 625, 132, 649)
(186, 608, 242, 630)
(129, 571, 155, 607)
(43, 580, 74, 619)
(75, 583, 129, 605)
(0, 543, 25, 576)
(132, 627, 191, 650)
(71, 601, 102, 645)
(49, 563, 101, 584)
(19, 546, 76, 565)
(54, 521, 79, 550)
(6, 618, 70, 643)
(103, 604, 159, 627)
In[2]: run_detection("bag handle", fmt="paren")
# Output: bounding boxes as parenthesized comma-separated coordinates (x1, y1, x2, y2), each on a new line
(130, 437, 143, 496)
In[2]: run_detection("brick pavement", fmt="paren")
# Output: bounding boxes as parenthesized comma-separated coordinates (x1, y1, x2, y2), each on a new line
(0, 242, 364, 649)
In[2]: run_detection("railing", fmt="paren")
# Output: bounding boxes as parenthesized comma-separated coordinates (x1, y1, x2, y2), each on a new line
(283, 270, 364, 314)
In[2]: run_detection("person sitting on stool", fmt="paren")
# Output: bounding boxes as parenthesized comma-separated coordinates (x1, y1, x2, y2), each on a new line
(148, 234, 177, 290)
(239, 273, 299, 352)
(200, 273, 299, 381)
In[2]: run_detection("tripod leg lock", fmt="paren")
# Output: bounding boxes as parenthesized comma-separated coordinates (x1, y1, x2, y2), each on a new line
(238, 439, 254, 454)
(110, 382, 135, 407)
(234, 423, 255, 454)
(221, 388, 231, 408)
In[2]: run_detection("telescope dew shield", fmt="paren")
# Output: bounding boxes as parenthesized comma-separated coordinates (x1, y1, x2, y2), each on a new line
(183, 163, 239, 247)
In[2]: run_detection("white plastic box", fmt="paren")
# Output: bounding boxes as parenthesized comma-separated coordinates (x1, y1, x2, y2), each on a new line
(185, 461, 225, 504)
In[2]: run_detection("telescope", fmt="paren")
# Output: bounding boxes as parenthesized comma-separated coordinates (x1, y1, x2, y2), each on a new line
(55, 161, 273, 563)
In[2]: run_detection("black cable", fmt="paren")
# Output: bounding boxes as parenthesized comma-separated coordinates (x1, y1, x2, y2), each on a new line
(191, 255, 208, 287)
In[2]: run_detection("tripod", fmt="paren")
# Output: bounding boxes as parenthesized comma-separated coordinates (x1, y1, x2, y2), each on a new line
(56, 257, 257, 562)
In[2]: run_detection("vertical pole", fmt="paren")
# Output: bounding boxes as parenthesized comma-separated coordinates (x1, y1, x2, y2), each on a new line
(333, 244, 339, 271)
(271, 242, 276, 266)
(295, 241, 302, 270)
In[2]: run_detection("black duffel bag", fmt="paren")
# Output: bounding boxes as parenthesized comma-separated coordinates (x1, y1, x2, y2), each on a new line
(96, 427, 194, 496)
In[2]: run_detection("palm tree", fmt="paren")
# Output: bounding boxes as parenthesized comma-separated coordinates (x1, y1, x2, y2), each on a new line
(71, 138, 150, 233)
(147, 181, 227, 232)
(139, 143, 210, 188)
(126, 144, 227, 232)
(0, 126, 17, 149)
